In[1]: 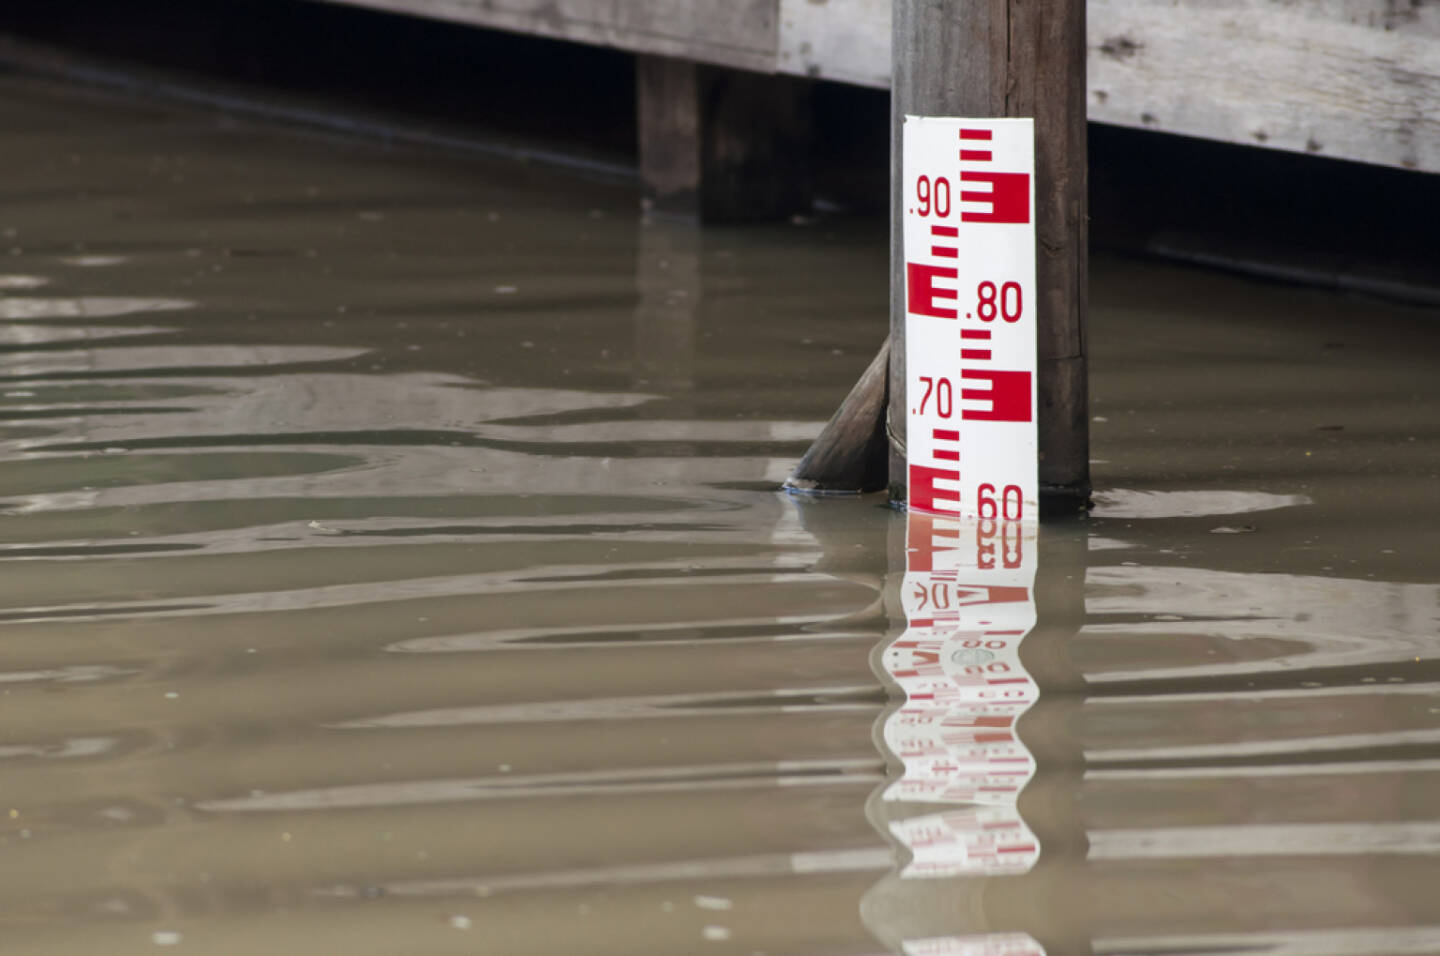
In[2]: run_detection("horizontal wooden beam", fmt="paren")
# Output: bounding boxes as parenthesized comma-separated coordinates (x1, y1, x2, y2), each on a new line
(309, 0, 1440, 175)
(1086, 0, 1440, 174)
(307, 0, 779, 72)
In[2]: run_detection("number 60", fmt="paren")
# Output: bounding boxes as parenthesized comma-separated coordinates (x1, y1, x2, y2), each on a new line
(977, 483, 1024, 521)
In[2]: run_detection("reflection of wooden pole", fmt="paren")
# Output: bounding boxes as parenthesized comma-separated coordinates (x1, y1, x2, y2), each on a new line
(889, 1, 1090, 511)
(861, 519, 1091, 951)
(632, 220, 700, 395)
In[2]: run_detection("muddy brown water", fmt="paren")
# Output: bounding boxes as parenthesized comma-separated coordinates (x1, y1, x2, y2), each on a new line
(1, 73, 1438, 955)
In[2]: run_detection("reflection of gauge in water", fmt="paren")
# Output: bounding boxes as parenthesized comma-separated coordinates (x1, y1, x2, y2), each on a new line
(949, 647, 995, 667)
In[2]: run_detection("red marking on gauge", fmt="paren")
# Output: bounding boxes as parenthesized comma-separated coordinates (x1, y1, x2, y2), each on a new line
(909, 464, 961, 516)
(959, 171, 1031, 224)
(907, 262, 959, 319)
(960, 369, 1033, 423)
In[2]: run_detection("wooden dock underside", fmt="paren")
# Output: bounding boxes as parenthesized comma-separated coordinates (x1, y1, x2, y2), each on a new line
(309, 0, 1440, 175)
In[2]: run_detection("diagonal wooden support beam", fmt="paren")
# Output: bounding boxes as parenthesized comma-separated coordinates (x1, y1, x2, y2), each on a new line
(784, 338, 890, 495)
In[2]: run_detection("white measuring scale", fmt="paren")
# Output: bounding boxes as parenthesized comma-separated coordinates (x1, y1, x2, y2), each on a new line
(902, 116, 1037, 520)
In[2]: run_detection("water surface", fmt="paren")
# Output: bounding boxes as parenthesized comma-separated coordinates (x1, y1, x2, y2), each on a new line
(1, 73, 1438, 955)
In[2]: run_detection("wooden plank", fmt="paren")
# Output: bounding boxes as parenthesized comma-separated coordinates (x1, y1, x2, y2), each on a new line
(309, 0, 1440, 174)
(1087, 0, 1440, 172)
(777, 0, 889, 88)
(794, 0, 1440, 173)
(306, 0, 779, 73)
(614, 0, 777, 71)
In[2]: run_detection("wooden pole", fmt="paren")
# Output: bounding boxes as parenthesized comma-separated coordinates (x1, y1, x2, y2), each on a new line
(636, 55, 813, 222)
(889, 0, 1090, 513)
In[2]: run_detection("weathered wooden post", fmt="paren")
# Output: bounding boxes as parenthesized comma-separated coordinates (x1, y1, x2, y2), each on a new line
(636, 55, 812, 222)
(889, 0, 1090, 512)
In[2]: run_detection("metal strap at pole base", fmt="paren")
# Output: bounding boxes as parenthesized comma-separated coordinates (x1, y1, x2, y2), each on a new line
(1038, 482, 1093, 520)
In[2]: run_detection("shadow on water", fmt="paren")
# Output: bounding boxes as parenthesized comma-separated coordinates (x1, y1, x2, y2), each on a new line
(0, 70, 1438, 955)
